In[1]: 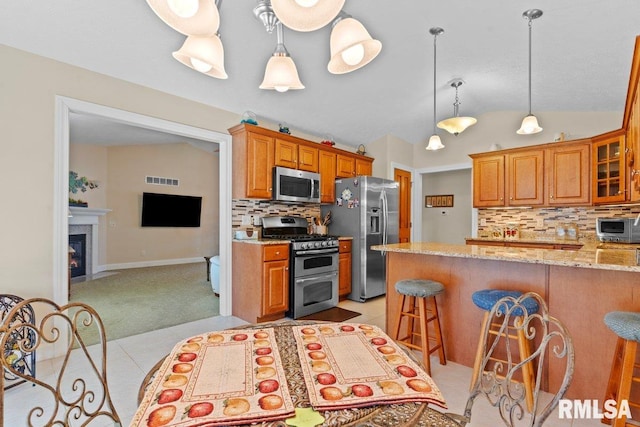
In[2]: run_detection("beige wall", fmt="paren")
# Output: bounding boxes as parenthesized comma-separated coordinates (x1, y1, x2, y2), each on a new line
(422, 169, 473, 244)
(70, 142, 219, 267)
(0, 45, 238, 300)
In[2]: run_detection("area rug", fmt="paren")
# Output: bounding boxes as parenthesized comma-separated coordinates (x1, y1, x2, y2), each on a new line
(298, 307, 361, 322)
(70, 262, 219, 344)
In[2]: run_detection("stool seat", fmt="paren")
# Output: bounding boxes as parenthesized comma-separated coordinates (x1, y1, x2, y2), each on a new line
(472, 289, 539, 316)
(605, 311, 640, 342)
(395, 279, 444, 298)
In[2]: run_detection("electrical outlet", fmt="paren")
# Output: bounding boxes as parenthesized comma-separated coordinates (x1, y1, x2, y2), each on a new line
(537, 218, 544, 228)
(480, 218, 487, 226)
(241, 215, 251, 226)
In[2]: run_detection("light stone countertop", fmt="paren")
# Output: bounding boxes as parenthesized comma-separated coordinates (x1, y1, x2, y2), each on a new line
(372, 241, 640, 273)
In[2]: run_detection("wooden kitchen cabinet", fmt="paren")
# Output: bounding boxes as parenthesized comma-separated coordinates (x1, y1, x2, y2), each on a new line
(472, 154, 505, 207)
(230, 123, 374, 200)
(319, 149, 337, 203)
(338, 239, 352, 299)
(545, 141, 591, 206)
(355, 158, 373, 176)
(232, 242, 289, 323)
(274, 138, 319, 172)
(506, 149, 544, 206)
(336, 154, 356, 178)
(592, 131, 627, 204)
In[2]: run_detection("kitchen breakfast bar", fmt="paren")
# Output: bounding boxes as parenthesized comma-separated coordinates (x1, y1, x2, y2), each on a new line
(372, 241, 640, 401)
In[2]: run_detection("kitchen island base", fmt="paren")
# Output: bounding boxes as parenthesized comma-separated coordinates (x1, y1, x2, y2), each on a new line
(383, 250, 640, 402)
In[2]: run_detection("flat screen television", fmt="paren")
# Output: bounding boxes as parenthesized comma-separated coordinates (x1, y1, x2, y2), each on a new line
(141, 192, 202, 227)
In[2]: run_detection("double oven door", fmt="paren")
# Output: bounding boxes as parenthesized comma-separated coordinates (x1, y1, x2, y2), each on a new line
(289, 247, 339, 319)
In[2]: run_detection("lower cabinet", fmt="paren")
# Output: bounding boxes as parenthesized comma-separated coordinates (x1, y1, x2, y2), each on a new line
(338, 239, 352, 299)
(232, 242, 289, 322)
(465, 239, 582, 250)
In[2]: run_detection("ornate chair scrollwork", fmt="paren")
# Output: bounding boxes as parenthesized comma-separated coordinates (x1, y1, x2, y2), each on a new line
(1, 294, 36, 390)
(0, 297, 121, 426)
(444, 292, 575, 427)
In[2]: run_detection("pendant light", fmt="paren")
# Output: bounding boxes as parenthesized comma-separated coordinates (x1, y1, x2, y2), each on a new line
(173, 33, 228, 79)
(271, 0, 345, 32)
(437, 79, 477, 135)
(146, 0, 220, 36)
(426, 27, 445, 151)
(259, 22, 305, 92)
(328, 12, 382, 75)
(517, 9, 543, 135)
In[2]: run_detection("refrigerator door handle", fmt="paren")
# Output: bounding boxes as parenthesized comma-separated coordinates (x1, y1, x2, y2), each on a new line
(381, 190, 388, 256)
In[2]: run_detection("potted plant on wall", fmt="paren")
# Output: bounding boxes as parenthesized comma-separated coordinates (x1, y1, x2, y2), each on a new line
(69, 171, 98, 207)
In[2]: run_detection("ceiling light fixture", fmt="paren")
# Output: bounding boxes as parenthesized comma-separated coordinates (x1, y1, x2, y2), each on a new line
(146, 0, 220, 36)
(426, 27, 445, 151)
(271, 0, 345, 32)
(517, 8, 543, 135)
(146, 0, 380, 90)
(437, 79, 477, 135)
(328, 12, 382, 74)
(259, 21, 305, 92)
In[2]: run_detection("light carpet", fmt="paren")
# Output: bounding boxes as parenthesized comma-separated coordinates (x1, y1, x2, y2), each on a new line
(70, 262, 219, 344)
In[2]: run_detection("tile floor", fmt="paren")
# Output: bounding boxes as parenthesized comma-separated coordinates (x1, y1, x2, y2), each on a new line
(4, 296, 603, 426)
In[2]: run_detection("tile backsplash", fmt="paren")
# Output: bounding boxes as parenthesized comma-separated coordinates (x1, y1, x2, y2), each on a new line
(478, 205, 640, 240)
(232, 199, 321, 230)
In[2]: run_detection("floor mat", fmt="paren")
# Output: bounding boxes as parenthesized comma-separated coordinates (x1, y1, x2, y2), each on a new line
(298, 307, 361, 322)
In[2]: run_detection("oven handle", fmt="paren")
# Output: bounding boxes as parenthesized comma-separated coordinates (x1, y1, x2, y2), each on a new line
(295, 272, 338, 284)
(294, 248, 339, 256)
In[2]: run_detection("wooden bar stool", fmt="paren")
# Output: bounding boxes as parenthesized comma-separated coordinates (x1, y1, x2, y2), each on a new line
(470, 289, 539, 413)
(603, 311, 640, 427)
(392, 279, 446, 376)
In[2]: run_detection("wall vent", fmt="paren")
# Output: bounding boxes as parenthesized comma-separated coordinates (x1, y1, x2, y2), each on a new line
(145, 176, 179, 186)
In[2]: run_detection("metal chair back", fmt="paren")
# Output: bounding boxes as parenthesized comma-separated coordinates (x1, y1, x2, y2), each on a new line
(0, 297, 121, 426)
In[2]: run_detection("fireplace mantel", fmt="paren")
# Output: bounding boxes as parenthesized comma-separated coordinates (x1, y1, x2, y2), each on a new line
(68, 207, 111, 225)
(68, 207, 110, 275)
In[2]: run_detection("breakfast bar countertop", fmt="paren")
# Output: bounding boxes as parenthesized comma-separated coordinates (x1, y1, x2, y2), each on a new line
(371, 241, 640, 272)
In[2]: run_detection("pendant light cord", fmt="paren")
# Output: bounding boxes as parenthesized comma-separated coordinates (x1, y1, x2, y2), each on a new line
(527, 17, 532, 115)
(433, 31, 438, 134)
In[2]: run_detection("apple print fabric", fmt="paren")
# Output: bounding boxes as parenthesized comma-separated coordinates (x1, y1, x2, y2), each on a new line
(292, 323, 447, 411)
(130, 328, 295, 427)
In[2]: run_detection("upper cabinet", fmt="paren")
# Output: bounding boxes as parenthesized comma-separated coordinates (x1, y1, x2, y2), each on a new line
(546, 142, 591, 205)
(230, 123, 374, 200)
(592, 131, 627, 204)
(471, 139, 591, 208)
(506, 149, 544, 206)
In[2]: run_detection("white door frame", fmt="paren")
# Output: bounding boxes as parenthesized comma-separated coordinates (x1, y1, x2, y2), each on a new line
(54, 96, 233, 316)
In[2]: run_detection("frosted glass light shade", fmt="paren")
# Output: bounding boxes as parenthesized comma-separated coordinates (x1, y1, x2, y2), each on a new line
(146, 0, 219, 36)
(328, 18, 382, 74)
(425, 134, 445, 151)
(437, 116, 478, 135)
(172, 34, 228, 79)
(271, 0, 345, 32)
(259, 55, 305, 92)
(517, 114, 543, 134)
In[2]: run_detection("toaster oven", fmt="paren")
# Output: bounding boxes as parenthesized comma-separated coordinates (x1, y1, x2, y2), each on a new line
(596, 217, 640, 243)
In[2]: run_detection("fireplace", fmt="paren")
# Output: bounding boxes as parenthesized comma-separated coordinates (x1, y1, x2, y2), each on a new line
(69, 234, 86, 278)
(68, 207, 110, 278)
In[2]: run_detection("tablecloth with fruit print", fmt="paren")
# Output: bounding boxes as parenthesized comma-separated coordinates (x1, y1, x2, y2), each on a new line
(130, 327, 295, 427)
(292, 323, 447, 411)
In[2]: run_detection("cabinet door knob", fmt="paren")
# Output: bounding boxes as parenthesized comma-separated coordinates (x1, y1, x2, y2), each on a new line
(275, 251, 280, 255)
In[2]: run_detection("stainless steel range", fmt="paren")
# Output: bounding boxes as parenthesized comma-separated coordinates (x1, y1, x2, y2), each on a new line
(261, 216, 339, 319)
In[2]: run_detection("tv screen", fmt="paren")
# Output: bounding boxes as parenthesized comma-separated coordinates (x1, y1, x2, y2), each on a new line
(141, 192, 202, 227)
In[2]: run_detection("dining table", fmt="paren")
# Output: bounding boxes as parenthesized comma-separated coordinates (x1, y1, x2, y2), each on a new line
(131, 320, 460, 427)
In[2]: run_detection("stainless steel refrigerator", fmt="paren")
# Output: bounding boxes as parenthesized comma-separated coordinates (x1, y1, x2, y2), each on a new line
(321, 176, 399, 302)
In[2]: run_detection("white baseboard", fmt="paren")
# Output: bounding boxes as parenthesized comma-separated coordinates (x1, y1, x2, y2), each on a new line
(104, 257, 207, 271)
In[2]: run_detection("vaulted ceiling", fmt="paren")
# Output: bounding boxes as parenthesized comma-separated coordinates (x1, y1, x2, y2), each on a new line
(2, 1, 639, 148)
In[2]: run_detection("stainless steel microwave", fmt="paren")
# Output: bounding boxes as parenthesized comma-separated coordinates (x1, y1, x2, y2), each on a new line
(272, 166, 320, 203)
(596, 217, 640, 243)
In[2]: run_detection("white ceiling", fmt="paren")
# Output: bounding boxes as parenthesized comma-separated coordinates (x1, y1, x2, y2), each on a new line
(2, 1, 640, 148)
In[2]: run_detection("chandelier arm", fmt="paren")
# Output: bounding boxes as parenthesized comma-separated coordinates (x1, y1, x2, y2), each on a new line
(528, 17, 532, 115)
(433, 32, 438, 134)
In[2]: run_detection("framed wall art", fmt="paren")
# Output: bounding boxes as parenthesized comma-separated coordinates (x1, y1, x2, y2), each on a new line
(425, 194, 454, 208)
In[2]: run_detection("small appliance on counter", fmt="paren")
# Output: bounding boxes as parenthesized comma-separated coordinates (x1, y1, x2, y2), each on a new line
(596, 217, 640, 243)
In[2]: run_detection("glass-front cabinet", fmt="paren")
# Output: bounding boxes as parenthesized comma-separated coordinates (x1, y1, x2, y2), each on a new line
(592, 132, 627, 204)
